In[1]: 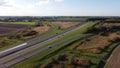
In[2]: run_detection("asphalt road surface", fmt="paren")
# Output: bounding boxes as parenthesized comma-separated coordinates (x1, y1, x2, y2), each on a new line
(0, 34, 91, 68)
(0, 22, 90, 67)
(105, 45, 120, 68)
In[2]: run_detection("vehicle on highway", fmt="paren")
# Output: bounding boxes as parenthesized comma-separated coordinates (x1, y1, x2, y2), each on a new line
(48, 46, 52, 48)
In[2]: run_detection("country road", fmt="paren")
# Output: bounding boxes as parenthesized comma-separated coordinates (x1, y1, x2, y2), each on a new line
(105, 45, 120, 68)
(0, 22, 91, 68)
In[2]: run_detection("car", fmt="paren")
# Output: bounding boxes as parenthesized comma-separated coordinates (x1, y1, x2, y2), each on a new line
(48, 46, 52, 48)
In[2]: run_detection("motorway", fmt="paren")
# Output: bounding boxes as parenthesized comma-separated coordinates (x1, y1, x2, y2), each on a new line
(0, 22, 86, 57)
(0, 34, 91, 68)
(0, 22, 90, 68)
(105, 45, 120, 68)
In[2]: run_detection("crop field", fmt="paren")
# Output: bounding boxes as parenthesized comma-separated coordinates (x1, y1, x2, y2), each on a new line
(0, 24, 28, 37)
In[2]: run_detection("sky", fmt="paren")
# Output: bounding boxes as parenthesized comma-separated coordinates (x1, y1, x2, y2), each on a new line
(0, 0, 120, 16)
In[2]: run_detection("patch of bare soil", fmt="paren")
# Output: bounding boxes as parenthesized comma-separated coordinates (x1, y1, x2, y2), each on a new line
(102, 23, 120, 27)
(41, 54, 91, 68)
(9, 25, 50, 40)
(53, 22, 80, 29)
(75, 33, 120, 53)
(20, 25, 50, 40)
(95, 23, 120, 28)
(33, 25, 50, 35)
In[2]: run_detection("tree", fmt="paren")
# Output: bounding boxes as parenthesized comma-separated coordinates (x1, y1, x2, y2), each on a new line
(35, 20, 44, 26)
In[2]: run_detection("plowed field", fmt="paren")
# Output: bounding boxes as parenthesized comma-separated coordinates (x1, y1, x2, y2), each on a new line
(0, 24, 28, 37)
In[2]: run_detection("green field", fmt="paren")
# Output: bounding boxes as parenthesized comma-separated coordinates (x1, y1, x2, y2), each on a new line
(0, 22, 36, 25)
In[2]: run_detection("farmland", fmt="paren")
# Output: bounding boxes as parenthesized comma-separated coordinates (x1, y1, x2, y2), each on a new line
(53, 22, 80, 29)
(0, 22, 36, 25)
(0, 23, 28, 37)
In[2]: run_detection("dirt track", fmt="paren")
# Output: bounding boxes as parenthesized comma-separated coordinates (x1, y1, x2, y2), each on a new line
(105, 45, 120, 68)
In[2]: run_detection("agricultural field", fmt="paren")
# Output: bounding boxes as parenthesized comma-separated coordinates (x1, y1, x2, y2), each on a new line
(0, 22, 36, 25)
(53, 22, 80, 29)
(0, 23, 28, 37)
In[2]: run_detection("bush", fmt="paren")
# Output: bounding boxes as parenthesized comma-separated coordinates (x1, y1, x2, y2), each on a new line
(68, 54, 75, 65)
(57, 54, 66, 61)
(23, 30, 37, 36)
(59, 62, 64, 68)
(51, 58, 59, 64)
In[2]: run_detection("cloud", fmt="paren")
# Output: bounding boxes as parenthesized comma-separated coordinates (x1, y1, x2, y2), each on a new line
(0, 0, 65, 16)
(55, 0, 64, 3)
(0, 0, 13, 6)
(35, 0, 64, 6)
(35, 0, 51, 6)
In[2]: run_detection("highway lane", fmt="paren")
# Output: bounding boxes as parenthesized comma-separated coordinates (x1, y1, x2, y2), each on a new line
(105, 45, 120, 68)
(0, 22, 86, 57)
(0, 34, 91, 68)
(0, 22, 90, 65)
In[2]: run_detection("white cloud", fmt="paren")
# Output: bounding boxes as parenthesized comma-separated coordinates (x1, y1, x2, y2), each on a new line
(35, 0, 51, 6)
(0, 0, 13, 6)
(55, 0, 64, 3)
(35, 0, 64, 6)
(0, 0, 65, 16)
